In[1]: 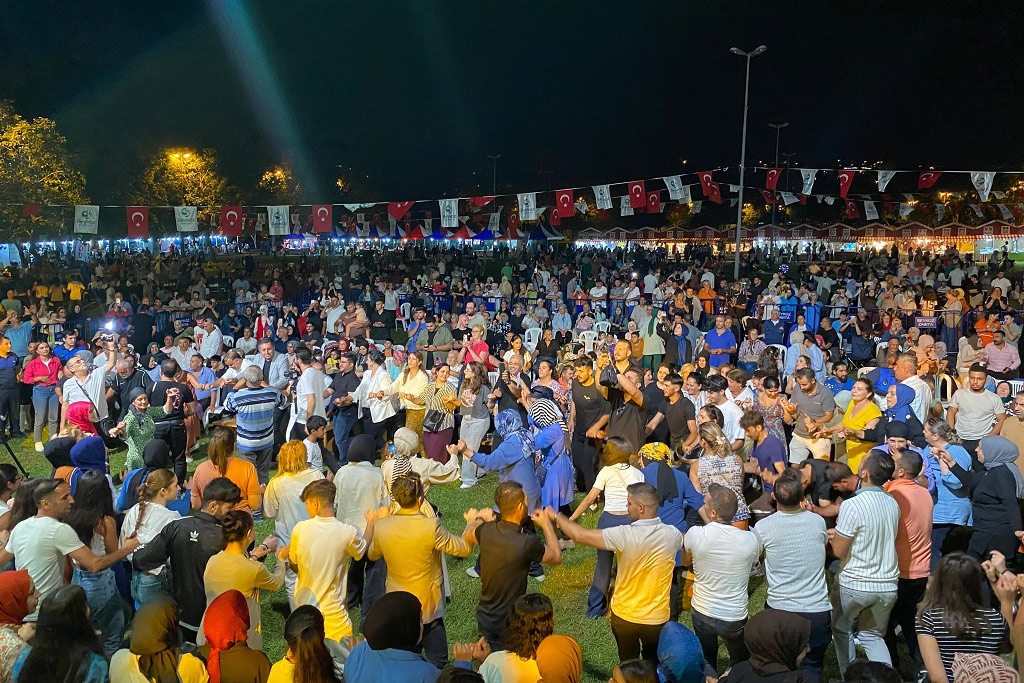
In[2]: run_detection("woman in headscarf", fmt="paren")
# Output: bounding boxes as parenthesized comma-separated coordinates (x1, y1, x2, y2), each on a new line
(195, 590, 271, 683)
(65, 400, 98, 436)
(914, 333, 939, 383)
(108, 597, 207, 683)
(937, 435, 1024, 559)
(719, 610, 811, 682)
(380, 427, 460, 503)
(528, 391, 575, 515)
(535, 635, 582, 683)
(0, 570, 37, 683)
(61, 434, 109, 496)
(109, 386, 174, 471)
(881, 383, 925, 444)
(656, 622, 708, 683)
(448, 409, 542, 513)
(344, 591, 439, 682)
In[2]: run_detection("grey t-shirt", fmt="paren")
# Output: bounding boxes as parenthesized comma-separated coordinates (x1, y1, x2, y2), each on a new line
(950, 388, 1005, 440)
(791, 383, 836, 438)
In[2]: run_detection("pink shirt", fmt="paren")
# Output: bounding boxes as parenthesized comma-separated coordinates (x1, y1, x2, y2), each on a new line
(23, 355, 62, 386)
(884, 478, 933, 580)
(984, 342, 1021, 373)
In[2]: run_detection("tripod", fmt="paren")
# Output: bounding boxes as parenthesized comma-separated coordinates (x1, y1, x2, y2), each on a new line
(0, 416, 29, 478)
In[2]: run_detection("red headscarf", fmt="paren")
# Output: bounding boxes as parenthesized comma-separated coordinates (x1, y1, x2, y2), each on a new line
(0, 570, 32, 625)
(202, 590, 250, 683)
(66, 402, 98, 435)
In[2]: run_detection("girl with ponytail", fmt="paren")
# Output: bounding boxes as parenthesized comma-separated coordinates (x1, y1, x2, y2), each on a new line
(267, 604, 344, 682)
(120, 468, 180, 606)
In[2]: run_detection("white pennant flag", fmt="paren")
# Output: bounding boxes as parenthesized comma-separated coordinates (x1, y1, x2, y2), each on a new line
(902, 193, 915, 202)
(970, 204, 984, 218)
(266, 205, 289, 235)
(729, 185, 740, 193)
(73, 205, 99, 234)
(876, 170, 897, 191)
(899, 203, 914, 218)
(729, 199, 738, 207)
(342, 203, 374, 211)
(487, 211, 501, 231)
(800, 169, 817, 195)
(356, 213, 366, 225)
(574, 198, 589, 214)
(935, 204, 946, 222)
(691, 201, 702, 214)
(439, 199, 458, 228)
(993, 190, 1006, 200)
(864, 201, 879, 220)
(824, 196, 835, 206)
(678, 185, 692, 203)
(620, 195, 634, 216)
(780, 192, 799, 205)
(592, 185, 612, 210)
(175, 206, 199, 233)
(662, 175, 685, 200)
(517, 193, 537, 221)
(971, 172, 995, 202)
(999, 204, 1013, 221)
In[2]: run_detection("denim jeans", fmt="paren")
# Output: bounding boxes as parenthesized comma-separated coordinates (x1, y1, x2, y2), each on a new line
(421, 617, 449, 668)
(31, 384, 58, 444)
(766, 604, 831, 683)
(586, 512, 632, 618)
(73, 567, 128, 657)
(131, 568, 171, 609)
(831, 584, 897, 675)
(333, 411, 357, 467)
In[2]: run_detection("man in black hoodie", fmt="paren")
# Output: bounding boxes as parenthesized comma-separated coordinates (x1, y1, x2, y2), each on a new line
(133, 477, 240, 642)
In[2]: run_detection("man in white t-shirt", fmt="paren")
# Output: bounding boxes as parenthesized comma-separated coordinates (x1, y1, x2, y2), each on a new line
(705, 375, 744, 451)
(642, 270, 659, 295)
(556, 482, 683, 663)
(61, 343, 117, 422)
(683, 484, 759, 675)
(991, 271, 1012, 295)
(5, 479, 139, 621)
(290, 347, 327, 440)
(589, 282, 608, 301)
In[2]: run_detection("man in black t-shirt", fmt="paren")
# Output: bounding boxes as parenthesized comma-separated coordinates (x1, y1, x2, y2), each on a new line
(130, 305, 156, 352)
(662, 374, 697, 455)
(596, 341, 647, 454)
(474, 481, 561, 651)
(642, 366, 670, 444)
(149, 358, 192, 483)
(570, 357, 610, 492)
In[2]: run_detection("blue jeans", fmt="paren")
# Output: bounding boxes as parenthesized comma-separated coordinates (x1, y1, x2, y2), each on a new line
(73, 567, 128, 657)
(333, 411, 357, 467)
(586, 512, 632, 618)
(131, 568, 171, 609)
(31, 384, 58, 444)
(766, 604, 831, 683)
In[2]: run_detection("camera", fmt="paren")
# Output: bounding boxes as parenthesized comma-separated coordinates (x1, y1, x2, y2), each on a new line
(284, 368, 300, 381)
(99, 333, 115, 343)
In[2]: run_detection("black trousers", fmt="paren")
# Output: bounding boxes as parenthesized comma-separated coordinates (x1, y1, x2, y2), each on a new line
(0, 387, 20, 435)
(691, 609, 748, 674)
(571, 433, 601, 493)
(154, 421, 187, 484)
(609, 612, 664, 663)
(885, 577, 928, 669)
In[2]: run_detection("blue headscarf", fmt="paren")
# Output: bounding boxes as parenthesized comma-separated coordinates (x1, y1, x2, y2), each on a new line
(657, 622, 705, 683)
(495, 409, 536, 462)
(69, 435, 107, 495)
(886, 383, 916, 423)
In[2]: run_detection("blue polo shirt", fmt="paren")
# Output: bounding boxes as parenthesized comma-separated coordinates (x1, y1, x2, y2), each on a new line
(704, 328, 736, 367)
(5, 321, 32, 358)
(763, 319, 786, 346)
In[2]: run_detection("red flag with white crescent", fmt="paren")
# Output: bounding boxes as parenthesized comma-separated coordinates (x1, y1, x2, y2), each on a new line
(628, 180, 646, 209)
(707, 182, 723, 204)
(508, 206, 520, 231)
(918, 171, 942, 189)
(765, 167, 782, 191)
(549, 208, 561, 227)
(219, 205, 243, 236)
(698, 171, 715, 197)
(312, 204, 333, 233)
(387, 201, 413, 221)
(555, 189, 574, 218)
(646, 190, 661, 213)
(125, 206, 149, 239)
(759, 190, 778, 206)
(845, 199, 861, 219)
(22, 204, 41, 217)
(838, 169, 857, 198)
(471, 196, 494, 208)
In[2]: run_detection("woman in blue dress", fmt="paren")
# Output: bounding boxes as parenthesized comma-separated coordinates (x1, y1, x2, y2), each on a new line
(527, 393, 575, 516)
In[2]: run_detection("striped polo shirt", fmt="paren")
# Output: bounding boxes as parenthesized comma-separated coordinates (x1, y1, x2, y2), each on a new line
(224, 386, 287, 452)
(834, 486, 900, 593)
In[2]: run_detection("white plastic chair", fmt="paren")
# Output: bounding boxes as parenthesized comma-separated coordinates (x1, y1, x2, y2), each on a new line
(1011, 379, 1024, 395)
(222, 335, 235, 349)
(395, 302, 412, 331)
(593, 321, 611, 335)
(488, 371, 499, 387)
(524, 327, 541, 353)
(578, 330, 598, 354)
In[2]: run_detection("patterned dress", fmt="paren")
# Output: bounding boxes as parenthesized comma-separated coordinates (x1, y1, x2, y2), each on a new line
(698, 454, 751, 522)
(753, 397, 786, 446)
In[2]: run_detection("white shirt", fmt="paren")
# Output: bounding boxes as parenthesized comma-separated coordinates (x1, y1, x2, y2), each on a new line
(324, 305, 344, 335)
(63, 368, 111, 420)
(290, 516, 366, 640)
(950, 388, 1005, 440)
(684, 522, 759, 621)
(834, 486, 900, 592)
(753, 509, 831, 613)
(643, 274, 659, 294)
(333, 462, 389, 535)
(992, 277, 1012, 294)
(714, 399, 745, 444)
(263, 469, 324, 544)
(589, 285, 607, 299)
(602, 517, 683, 624)
(479, 652, 541, 683)
(197, 326, 223, 358)
(170, 346, 196, 371)
(351, 365, 397, 423)
(900, 375, 933, 424)
(9, 516, 85, 620)
(294, 366, 328, 425)
(120, 503, 181, 575)
(593, 464, 644, 513)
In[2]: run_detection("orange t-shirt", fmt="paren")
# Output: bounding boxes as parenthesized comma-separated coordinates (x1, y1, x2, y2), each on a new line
(699, 289, 717, 314)
(883, 478, 933, 580)
(975, 319, 1000, 347)
(189, 457, 261, 514)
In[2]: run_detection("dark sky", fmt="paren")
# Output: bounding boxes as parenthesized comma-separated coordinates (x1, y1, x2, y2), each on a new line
(2, 1, 1023, 203)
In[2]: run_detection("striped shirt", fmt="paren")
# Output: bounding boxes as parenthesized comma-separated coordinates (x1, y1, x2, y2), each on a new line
(224, 386, 287, 452)
(753, 509, 831, 613)
(917, 607, 1009, 682)
(834, 486, 900, 592)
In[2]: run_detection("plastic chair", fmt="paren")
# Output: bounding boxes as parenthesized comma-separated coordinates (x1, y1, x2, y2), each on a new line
(524, 327, 541, 353)
(594, 321, 611, 335)
(578, 330, 598, 354)
(395, 302, 412, 331)
(222, 335, 235, 349)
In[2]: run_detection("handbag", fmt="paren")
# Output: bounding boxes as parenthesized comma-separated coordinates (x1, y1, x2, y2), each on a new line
(423, 409, 446, 433)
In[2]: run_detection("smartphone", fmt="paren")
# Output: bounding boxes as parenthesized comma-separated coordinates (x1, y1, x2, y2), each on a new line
(388, 443, 397, 456)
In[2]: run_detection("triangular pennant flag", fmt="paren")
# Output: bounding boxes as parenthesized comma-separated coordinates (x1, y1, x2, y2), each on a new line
(574, 198, 589, 215)
(592, 184, 613, 210)
(342, 203, 374, 212)
(517, 193, 537, 220)
(824, 196, 835, 206)
(970, 172, 995, 202)
(935, 204, 946, 222)
(780, 192, 799, 205)
(999, 204, 1014, 221)
(388, 201, 414, 221)
(765, 167, 782, 191)
(22, 204, 41, 217)
(759, 190, 778, 205)
(627, 180, 646, 209)
(620, 195, 634, 216)
(707, 182, 723, 204)
(219, 205, 243, 236)
(899, 203, 914, 218)
(918, 171, 942, 189)
(993, 190, 1006, 200)
(970, 204, 984, 217)
(487, 211, 501, 231)
(125, 207, 149, 239)
(877, 170, 897, 192)
(729, 199, 738, 207)
(864, 201, 879, 220)
(555, 189, 574, 218)
(799, 169, 817, 195)
(470, 196, 494, 208)
(311, 204, 333, 233)
(440, 198, 459, 227)
(838, 169, 857, 198)
(74, 205, 99, 234)
(698, 170, 715, 197)
(266, 205, 289, 235)
(691, 201, 702, 214)
(646, 190, 661, 213)
(662, 175, 685, 200)
(175, 206, 199, 233)
(845, 199, 861, 219)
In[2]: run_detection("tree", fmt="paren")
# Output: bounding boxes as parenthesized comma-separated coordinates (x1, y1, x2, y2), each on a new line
(0, 100, 89, 238)
(131, 148, 230, 208)
(255, 165, 302, 205)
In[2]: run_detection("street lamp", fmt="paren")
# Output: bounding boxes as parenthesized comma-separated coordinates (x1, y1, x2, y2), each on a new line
(730, 44, 767, 279)
(169, 151, 192, 204)
(487, 154, 501, 196)
(768, 122, 788, 233)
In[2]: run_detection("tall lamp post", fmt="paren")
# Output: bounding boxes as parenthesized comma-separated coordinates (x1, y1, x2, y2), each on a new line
(730, 45, 767, 279)
(768, 122, 788, 236)
(169, 151, 192, 205)
(487, 154, 501, 196)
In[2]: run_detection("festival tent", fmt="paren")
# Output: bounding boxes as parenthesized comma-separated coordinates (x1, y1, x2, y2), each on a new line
(529, 224, 565, 241)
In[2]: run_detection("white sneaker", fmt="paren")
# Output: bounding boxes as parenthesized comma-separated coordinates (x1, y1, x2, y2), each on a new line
(459, 483, 475, 490)
(34, 442, 43, 453)
(466, 566, 480, 579)
(531, 572, 546, 582)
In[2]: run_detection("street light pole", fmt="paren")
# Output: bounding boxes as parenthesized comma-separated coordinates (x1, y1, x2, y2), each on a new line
(730, 45, 767, 280)
(768, 122, 788, 236)
(487, 154, 501, 196)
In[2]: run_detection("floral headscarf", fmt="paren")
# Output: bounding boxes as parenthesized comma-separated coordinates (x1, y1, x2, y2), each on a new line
(496, 409, 536, 462)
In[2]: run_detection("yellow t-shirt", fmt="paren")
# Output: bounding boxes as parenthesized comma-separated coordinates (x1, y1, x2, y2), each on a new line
(66, 282, 85, 300)
(842, 400, 883, 473)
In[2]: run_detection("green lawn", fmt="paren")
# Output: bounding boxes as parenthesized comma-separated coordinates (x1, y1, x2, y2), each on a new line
(10, 435, 845, 682)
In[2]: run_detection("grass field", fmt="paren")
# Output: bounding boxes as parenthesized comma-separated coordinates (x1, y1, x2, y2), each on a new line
(10, 434, 845, 683)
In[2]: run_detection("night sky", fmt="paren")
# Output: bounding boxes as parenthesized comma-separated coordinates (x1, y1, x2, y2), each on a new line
(2, 1, 1022, 203)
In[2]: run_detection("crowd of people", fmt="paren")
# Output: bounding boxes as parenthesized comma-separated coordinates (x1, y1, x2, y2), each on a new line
(0, 240, 1022, 683)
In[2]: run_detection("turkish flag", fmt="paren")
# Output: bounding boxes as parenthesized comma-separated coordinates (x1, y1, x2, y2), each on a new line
(125, 206, 149, 238)
(555, 190, 574, 218)
(388, 201, 413, 221)
(646, 190, 661, 213)
(627, 180, 646, 209)
(698, 171, 715, 197)
(471, 196, 495, 208)
(312, 204, 333, 233)
(219, 205, 243, 236)
(918, 171, 942, 189)
(707, 182, 723, 204)
(759, 190, 778, 206)
(549, 208, 561, 227)
(798, 194, 808, 205)
(22, 204, 41, 217)
(508, 206, 520, 231)
(838, 169, 857, 198)
(765, 168, 782, 191)
(845, 199, 861, 219)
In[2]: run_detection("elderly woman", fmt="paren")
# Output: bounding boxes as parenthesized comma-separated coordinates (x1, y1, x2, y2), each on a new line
(108, 387, 174, 472)
(527, 390, 574, 515)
